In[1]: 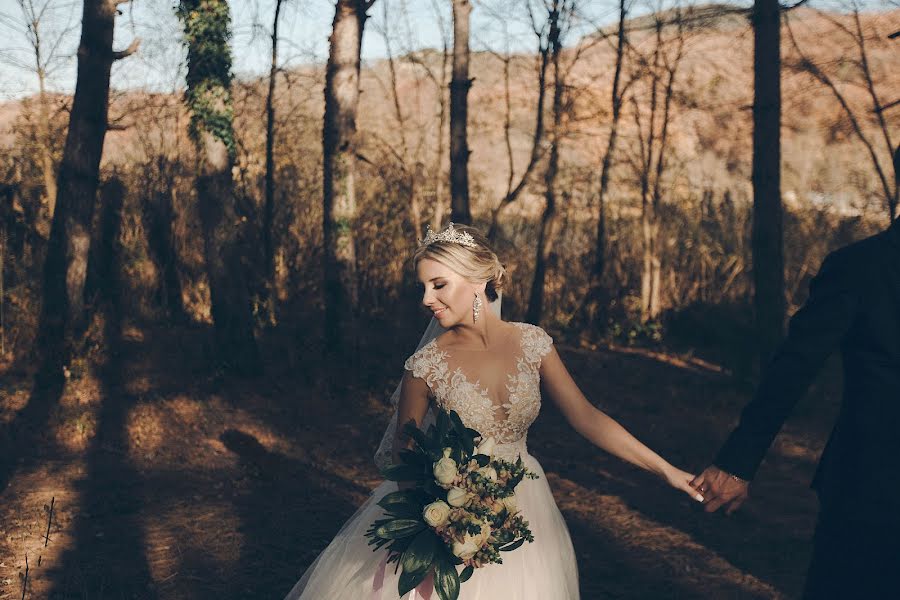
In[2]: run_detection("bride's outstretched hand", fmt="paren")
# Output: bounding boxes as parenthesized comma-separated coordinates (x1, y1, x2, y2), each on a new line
(664, 466, 706, 503)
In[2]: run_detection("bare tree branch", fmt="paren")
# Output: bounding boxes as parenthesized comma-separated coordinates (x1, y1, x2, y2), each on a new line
(112, 37, 140, 60)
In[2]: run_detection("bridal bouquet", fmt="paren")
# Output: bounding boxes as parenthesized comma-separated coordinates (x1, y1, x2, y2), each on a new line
(366, 410, 537, 600)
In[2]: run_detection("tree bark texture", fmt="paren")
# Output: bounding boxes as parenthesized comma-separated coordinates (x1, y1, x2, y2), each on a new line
(751, 0, 786, 366)
(323, 0, 369, 353)
(37, 0, 133, 372)
(449, 0, 472, 225)
(37, 72, 57, 233)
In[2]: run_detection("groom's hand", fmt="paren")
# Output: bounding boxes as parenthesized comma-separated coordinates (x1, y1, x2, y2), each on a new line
(690, 466, 749, 515)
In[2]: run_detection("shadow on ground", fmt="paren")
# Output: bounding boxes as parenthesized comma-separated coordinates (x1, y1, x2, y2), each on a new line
(0, 322, 835, 599)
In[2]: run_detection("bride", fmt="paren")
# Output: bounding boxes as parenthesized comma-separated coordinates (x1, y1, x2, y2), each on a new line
(286, 223, 703, 599)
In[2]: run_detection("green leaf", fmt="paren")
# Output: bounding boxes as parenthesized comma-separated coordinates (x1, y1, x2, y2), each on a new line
(424, 480, 445, 499)
(408, 427, 435, 453)
(500, 537, 526, 552)
(434, 556, 461, 600)
(448, 411, 474, 456)
(378, 490, 422, 510)
(492, 528, 514, 544)
(472, 454, 490, 467)
(402, 421, 437, 454)
(374, 519, 425, 540)
(386, 535, 415, 556)
(459, 565, 474, 583)
(398, 448, 429, 467)
(381, 464, 424, 482)
(398, 568, 428, 597)
(401, 530, 439, 575)
(436, 410, 449, 440)
(385, 502, 423, 519)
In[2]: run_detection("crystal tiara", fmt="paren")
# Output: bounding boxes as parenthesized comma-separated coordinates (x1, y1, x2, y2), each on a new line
(419, 222, 478, 248)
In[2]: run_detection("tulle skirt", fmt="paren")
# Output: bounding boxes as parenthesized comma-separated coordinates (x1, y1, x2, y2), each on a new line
(285, 449, 579, 600)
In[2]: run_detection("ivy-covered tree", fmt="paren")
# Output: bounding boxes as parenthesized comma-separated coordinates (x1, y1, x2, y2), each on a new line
(177, 0, 260, 374)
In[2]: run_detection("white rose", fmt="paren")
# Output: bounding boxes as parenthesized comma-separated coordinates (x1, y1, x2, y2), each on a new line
(422, 501, 451, 528)
(433, 449, 458, 485)
(477, 466, 498, 482)
(452, 522, 491, 559)
(501, 494, 518, 514)
(475, 436, 496, 457)
(446, 487, 469, 507)
(452, 536, 481, 560)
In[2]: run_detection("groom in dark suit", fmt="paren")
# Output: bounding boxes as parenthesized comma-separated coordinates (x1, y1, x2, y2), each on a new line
(691, 218, 900, 598)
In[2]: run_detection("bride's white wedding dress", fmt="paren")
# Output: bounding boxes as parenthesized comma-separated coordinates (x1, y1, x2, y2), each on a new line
(286, 322, 579, 599)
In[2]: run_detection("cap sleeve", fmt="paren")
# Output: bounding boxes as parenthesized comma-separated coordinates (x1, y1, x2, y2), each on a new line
(403, 340, 443, 382)
(518, 323, 553, 366)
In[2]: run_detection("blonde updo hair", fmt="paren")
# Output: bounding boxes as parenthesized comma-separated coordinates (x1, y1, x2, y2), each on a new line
(412, 224, 507, 302)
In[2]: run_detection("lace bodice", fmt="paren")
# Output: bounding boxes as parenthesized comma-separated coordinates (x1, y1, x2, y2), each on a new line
(404, 322, 553, 448)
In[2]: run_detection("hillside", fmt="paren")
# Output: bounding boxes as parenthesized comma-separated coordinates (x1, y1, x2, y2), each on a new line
(1, 7, 897, 219)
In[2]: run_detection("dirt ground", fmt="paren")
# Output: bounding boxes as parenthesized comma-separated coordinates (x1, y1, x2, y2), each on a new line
(0, 322, 839, 599)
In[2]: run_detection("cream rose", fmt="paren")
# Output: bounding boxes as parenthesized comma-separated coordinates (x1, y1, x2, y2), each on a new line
(452, 522, 491, 560)
(475, 436, 496, 457)
(422, 500, 451, 528)
(501, 494, 518, 514)
(477, 466, 498, 482)
(452, 536, 481, 560)
(446, 486, 469, 508)
(433, 448, 458, 485)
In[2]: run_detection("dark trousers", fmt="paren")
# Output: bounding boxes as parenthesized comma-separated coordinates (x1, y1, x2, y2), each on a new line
(802, 511, 899, 599)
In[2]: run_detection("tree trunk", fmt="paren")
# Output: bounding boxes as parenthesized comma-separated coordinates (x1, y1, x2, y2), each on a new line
(197, 156, 258, 372)
(431, 35, 450, 232)
(890, 146, 900, 223)
(639, 22, 665, 323)
(37, 0, 136, 373)
(449, 0, 472, 225)
(525, 2, 562, 326)
(639, 201, 657, 321)
(576, 0, 628, 332)
(645, 25, 682, 322)
(36, 70, 57, 235)
(751, 0, 785, 366)
(91, 177, 125, 311)
(179, 0, 260, 374)
(323, 0, 369, 353)
(141, 160, 185, 322)
(263, 0, 285, 324)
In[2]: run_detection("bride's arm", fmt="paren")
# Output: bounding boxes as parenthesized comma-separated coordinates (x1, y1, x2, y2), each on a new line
(540, 347, 703, 502)
(392, 372, 431, 464)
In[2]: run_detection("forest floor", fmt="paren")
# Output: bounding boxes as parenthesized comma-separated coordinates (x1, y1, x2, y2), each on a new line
(0, 318, 840, 599)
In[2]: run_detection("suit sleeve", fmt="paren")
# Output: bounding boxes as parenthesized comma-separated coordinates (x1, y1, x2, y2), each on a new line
(713, 250, 862, 480)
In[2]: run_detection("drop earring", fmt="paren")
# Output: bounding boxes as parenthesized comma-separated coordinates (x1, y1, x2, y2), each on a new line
(473, 293, 483, 322)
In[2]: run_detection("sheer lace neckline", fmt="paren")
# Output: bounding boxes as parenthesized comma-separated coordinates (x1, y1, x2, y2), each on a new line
(404, 322, 553, 444)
